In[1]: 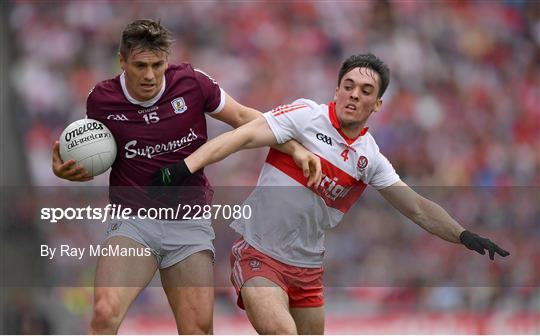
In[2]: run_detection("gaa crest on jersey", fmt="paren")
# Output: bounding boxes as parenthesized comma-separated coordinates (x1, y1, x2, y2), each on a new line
(171, 97, 188, 114)
(357, 155, 368, 179)
(107, 114, 129, 121)
(316, 132, 333, 146)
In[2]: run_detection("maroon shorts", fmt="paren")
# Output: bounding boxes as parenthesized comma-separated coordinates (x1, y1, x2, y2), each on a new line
(230, 237, 324, 309)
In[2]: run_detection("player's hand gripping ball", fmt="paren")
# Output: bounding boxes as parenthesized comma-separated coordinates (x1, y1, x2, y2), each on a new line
(59, 119, 117, 177)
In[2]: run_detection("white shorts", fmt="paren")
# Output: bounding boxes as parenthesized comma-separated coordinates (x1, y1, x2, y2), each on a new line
(105, 217, 215, 269)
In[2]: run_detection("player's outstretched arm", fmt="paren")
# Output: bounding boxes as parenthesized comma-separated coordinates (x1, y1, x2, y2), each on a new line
(211, 93, 322, 182)
(51, 141, 93, 182)
(187, 116, 277, 170)
(379, 180, 509, 260)
(149, 117, 322, 190)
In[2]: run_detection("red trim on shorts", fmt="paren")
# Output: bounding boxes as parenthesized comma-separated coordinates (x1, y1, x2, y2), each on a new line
(229, 237, 324, 309)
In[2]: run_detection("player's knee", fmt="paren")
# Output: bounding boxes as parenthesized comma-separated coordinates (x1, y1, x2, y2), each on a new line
(178, 318, 212, 335)
(255, 321, 297, 335)
(177, 307, 212, 335)
(91, 298, 122, 333)
(297, 321, 323, 335)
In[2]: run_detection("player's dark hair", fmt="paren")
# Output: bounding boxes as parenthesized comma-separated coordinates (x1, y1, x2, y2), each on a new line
(120, 19, 174, 59)
(338, 54, 390, 98)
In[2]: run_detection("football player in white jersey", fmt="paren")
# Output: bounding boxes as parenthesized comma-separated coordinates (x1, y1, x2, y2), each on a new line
(165, 54, 509, 334)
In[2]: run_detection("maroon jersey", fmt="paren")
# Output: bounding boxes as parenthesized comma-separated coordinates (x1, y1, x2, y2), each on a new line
(86, 63, 223, 209)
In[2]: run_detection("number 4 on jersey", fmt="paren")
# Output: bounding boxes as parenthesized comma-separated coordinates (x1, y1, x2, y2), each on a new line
(340, 149, 349, 162)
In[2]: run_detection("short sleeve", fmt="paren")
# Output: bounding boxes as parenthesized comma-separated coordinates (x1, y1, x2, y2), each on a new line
(86, 86, 98, 119)
(194, 68, 224, 114)
(369, 151, 400, 190)
(263, 101, 312, 144)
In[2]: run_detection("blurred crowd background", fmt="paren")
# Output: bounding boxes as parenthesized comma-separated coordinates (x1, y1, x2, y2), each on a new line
(2, 0, 539, 333)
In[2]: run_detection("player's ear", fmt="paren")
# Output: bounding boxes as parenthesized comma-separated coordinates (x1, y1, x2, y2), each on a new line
(373, 99, 383, 113)
(333, 87, 338, 101)
(119, 53, 126, 71)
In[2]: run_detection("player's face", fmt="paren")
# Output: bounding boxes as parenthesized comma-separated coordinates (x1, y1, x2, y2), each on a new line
(120, 49, 168, 101)
(334, 67, 382, 133)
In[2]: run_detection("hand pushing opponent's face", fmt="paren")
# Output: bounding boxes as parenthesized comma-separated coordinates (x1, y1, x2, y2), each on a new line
(334, 67, 382, 135)
(120, 49, 168, 101)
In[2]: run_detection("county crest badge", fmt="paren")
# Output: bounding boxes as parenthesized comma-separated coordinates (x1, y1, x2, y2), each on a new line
(171, 97, 188, 114)
(356, 155, 369, 179)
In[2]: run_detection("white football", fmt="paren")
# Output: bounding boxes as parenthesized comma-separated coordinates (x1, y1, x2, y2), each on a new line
(59, 118, 117, 176)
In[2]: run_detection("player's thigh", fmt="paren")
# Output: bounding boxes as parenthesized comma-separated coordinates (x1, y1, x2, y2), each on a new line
(241, 276, 297, 334)
(93, 236, 158, 318)
(290, 306, 325, 335)
(95, 236, 158, 286)
(159, 250, 214, 328)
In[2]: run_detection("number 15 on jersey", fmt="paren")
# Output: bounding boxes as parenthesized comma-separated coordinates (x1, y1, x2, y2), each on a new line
(143, 112, 160, 124)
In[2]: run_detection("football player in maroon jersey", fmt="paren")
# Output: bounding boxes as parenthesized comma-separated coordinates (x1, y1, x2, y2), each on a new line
(52, 19, 321, 334)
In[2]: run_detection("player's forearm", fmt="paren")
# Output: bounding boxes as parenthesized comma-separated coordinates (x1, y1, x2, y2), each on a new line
(149, 127, 255, 190)
(186, 128, 250, 172)
(271, 140, 304, 157)
(411, 196, 465, 243)
(151, 117, 275, 189)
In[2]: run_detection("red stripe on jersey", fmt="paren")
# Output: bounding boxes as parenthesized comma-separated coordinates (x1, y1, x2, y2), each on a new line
(271, 104, 307, 117)
(271, 104, 297, 115)
(272, 105, 305, 116)
(273, 105, 306, 117)
(271, 103, 303, 113)
(266, 149, 367, 213)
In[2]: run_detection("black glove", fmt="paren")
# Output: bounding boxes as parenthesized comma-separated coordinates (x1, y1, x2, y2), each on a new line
(148, 160, 193, 199)
(459, 230, 510, 260)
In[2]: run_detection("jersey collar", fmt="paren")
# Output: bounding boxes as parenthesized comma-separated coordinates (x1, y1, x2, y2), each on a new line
(120, 72, 166, 108)
(328, 101, 368, 145)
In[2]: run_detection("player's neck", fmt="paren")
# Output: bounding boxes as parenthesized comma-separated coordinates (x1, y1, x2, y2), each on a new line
(340, 121, 367, 139)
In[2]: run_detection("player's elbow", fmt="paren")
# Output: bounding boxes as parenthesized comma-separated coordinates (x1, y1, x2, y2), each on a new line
(227, 118, 243, 129)
(239, 106, 261, 127)
(409, 208, 427, 224)
(405, 196, 427, 223)
(230, 106, 259, 128)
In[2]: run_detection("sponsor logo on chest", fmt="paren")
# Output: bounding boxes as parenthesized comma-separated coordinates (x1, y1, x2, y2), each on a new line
(124, 128, 198, 159)
(318, 175, 353, 201)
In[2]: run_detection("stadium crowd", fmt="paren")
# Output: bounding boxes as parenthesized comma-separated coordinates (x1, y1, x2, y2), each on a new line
(5, 0, 539, 333)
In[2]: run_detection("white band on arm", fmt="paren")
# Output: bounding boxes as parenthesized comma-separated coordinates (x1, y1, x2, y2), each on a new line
(207, 88, 226, 115)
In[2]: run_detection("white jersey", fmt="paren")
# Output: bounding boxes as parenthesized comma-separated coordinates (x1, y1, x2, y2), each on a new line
(230, 99, 400, 267)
